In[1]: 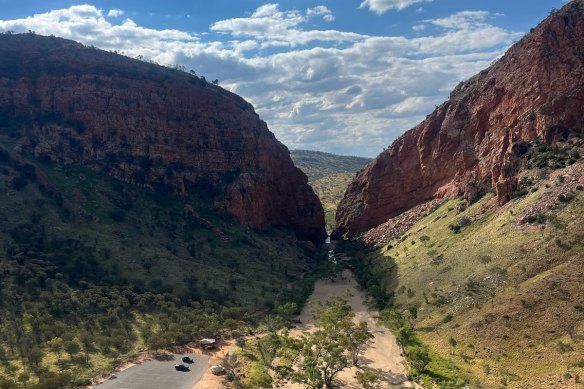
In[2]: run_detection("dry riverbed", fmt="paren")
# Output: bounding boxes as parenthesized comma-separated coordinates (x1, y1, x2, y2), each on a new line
(281, 268, 422, 389)
(93, 268, 422, 388)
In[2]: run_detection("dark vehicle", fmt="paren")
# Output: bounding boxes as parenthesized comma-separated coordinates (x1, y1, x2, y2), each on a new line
(174, 364, 190, 372)
(182, 356, 194, 364)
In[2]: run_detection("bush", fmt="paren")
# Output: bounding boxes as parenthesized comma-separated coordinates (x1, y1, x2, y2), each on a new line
(558, 192, 576, 203)
(526, 213, 546, 224)
(458, 216, 471, 228)
(448, 216, 472, 234)
(408, 344, 430, 372)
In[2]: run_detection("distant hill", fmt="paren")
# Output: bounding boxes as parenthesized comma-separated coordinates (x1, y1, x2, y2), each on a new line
(291, 150, 371, 232)
(290, 150, 371, 182)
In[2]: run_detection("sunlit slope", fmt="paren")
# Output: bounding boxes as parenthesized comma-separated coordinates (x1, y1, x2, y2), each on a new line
(358, 162, 584, 387)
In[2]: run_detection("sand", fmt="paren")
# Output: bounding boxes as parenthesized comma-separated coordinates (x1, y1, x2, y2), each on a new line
(282, 269, 422, 389)
(192, 268, 422, 388)
(192, 342, 232, 389)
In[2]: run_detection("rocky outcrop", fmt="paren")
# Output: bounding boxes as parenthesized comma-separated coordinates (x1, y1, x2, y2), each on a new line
(0, 33, 326, 242)
(335, 1, 584, 237)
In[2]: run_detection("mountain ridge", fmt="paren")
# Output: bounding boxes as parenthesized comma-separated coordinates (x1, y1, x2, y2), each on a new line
(335, 0, 584, 237)
(0, 32, 326, 242)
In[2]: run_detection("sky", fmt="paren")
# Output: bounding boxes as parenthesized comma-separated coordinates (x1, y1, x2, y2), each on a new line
(0, 1, 569, 157)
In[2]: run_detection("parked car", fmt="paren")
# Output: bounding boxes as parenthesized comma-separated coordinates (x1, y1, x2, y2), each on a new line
(182, 356, 194, 363)
(210, 365, 226, 375)
(174, 364, 190, 372)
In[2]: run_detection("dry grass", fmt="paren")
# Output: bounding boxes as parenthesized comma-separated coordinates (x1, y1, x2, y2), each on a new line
(362, 162, 584, 387)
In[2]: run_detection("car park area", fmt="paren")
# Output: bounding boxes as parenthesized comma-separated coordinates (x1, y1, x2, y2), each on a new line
(96, 354, 209, 389)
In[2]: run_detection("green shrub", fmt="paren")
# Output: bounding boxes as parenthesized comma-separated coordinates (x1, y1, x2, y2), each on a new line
(526, 213, 546, 224)
(558, 192, 576, 203)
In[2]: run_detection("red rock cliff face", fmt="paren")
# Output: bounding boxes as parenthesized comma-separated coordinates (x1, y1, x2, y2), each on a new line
(335, 1, 584, 237)
(0, 34, 326, 242)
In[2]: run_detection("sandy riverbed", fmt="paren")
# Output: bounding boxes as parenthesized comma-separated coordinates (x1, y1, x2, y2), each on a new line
(281, 269, 422, 389)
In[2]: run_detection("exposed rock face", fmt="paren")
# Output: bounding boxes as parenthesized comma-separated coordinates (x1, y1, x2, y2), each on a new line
(0, 34, 326, 242)
(335, 1, 584, 237)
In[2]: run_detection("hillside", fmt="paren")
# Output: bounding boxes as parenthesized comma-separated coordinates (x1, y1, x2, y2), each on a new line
(0, 32, 325, 243)
(335, 0, 584, 237)
(0, 33, 328, 388)
(0, 142, 326, 388)
(333, 1, 584, 387)
(350, 157, 584, 387)
(290, 150, 371, 232)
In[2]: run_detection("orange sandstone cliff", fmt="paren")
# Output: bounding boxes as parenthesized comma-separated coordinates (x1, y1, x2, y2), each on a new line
(335, 0, 584, 237)
(0, 34, 326, 242)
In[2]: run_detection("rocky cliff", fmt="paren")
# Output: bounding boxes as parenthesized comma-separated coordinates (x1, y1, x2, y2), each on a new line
(335, 1, 584, 237)
(0, 33, 326, 242)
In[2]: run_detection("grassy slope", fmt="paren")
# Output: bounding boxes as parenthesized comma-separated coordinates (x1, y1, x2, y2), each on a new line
(0, 141, 324, 387)
(290, 150, 371, 232)
(359, 165, 584, 387)
(310, 172, 355, 232)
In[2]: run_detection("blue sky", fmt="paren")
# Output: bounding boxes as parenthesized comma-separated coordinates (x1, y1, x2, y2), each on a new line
(0, 0, 568, 156)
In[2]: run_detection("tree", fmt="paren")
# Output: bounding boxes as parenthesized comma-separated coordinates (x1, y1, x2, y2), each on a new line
(395, 327, 411, 353)
(315, 298, 353, 333)
(235, 336, 246, 349)
(79, 331, 93, 365)
(304, 330, 349, 389)
(264, 314, 286, 335)
(448, 336, 458, 355)
(64, 341, 80, 359)
(257, 334, 280, 370)
(294, 339, 325, 389)
(276, 302, 298, 322)
(246, 362, 272, 388)
(221, 352, 242, 387)
(348, 321, 374, 366)
(47, 337, 64, 362)
(355, 369, 382, 389)
(408, 345, 429, 372)
(294, 298, 364, 389)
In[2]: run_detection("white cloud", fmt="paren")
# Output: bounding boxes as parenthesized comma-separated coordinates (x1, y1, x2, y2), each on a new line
(307, 5, 335, 22)
(0, 4, 520, 157)
(107, 9, 124, 18)
(426, 10, 492, 29)
(360, 0, 433, 14)
(210, 4, 356, 47)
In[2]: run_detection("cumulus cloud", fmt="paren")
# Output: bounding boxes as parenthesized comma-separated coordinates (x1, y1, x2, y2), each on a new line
(307, 6, 335, 22)
(210, 4, 356, 47)
(426, 10, 493, 29)
(360, 0, 433, 14)
(0, 4, 520, 157)
(107, 9, 124, 18)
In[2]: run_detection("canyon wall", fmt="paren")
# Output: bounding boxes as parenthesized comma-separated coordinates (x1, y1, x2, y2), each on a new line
(336, 1, 584, 236)
(0, 33, 326, 242)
